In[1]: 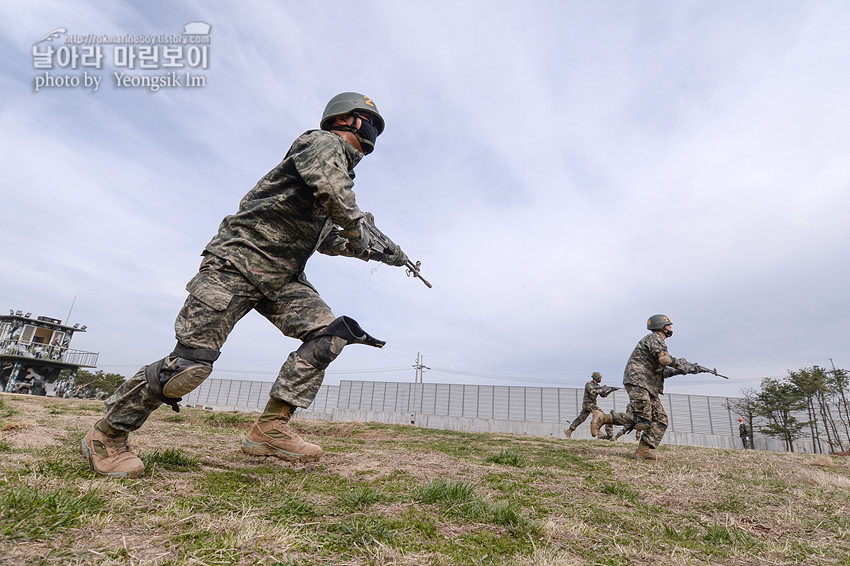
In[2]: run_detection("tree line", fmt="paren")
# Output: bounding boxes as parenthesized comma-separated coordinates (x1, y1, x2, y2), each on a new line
(55, 369, 125, 400)
(729, 364, 850, 453)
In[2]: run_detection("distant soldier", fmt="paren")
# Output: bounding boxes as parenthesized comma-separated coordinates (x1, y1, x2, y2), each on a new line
(565, 371, 616, 439)
(739, 418, 752, 449)
(592, 314, 705, 460)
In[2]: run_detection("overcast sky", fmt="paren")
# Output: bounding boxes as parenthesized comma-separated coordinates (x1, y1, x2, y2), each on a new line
(1, 1, 848, 399)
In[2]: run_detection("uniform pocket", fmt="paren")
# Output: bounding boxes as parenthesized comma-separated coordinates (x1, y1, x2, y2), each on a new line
(186, 273, 234, 311)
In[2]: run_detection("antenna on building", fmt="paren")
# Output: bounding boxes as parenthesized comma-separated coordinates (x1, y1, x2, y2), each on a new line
(65, 294, 77, 326)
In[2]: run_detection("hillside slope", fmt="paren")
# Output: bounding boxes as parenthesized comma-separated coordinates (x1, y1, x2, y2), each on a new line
(1, 393, 849, 565)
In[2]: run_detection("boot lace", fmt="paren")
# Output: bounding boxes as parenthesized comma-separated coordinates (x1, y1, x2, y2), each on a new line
(104, 434, 132, 456)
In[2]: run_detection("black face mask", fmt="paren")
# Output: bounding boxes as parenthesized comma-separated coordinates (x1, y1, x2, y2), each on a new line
(354, 118, 379, 155)
(663, 328, 673, 338)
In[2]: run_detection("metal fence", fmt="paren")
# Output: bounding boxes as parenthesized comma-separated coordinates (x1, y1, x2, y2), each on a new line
(183, 378, 745, 437)
(0, 340, 98, 368)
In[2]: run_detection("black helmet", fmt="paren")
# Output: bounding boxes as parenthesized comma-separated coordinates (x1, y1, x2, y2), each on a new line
(647, 314, 672, 331)
(320, 92, 385, 134)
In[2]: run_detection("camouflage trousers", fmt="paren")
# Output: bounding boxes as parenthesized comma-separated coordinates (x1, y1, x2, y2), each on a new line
(568, 403, 614, 437)
(103, 254, 336, 433)
(609, 384, 668, 448)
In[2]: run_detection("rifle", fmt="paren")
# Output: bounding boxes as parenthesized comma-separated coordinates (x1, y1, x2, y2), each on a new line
(694, 364, 730, 380)
(613, 423, 640, 442)
(613, 424, 630, 441)
(362, 213, 432, 289)
(598, 385, 620, 397)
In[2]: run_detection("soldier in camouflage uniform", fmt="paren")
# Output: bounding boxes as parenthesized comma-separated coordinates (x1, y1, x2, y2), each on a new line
(739, 418, 752, 449)
(565, 371, 614, 439)
(591, 314, 703, 460)
(82, 92, 409, 478)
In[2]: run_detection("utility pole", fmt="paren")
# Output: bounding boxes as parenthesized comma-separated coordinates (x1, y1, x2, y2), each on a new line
(411, 352, 429, 425)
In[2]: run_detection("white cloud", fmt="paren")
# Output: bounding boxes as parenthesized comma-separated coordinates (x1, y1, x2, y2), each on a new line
(1, 1, 848, 399)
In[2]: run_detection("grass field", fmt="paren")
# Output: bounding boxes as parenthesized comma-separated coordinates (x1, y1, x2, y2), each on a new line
(1, 393, 849, 565)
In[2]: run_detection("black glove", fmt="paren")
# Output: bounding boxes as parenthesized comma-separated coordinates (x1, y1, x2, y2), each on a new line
(342, 219, 372, 256)
(370, 245, 409, 267)
(679, 358, 701, 374)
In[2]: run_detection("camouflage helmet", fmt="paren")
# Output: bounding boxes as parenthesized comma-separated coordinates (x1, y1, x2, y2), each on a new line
(647, 314, 672, 330)
(320, 92, 385, 134)
(591, 371, 603, 381)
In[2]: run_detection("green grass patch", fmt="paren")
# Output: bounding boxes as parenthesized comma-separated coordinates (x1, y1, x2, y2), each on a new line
(706, 493, 748, 513)
(142, 447, 200, 471)
(485, 449, 527, 467)
(0, 397, 18, 420)
(600, 481, 642, 504)
(203, 410, 255, 428)
(530, 446, 608, 471)
(702, 524, 759, 554)
(43, 402, 100, 415)
(414, 478, 477, 506)
(263, 492, 318, 521)
(0, 485, 102, 541)
(451, 527, 536, 563)
(324, 514, 401, 547)
(35, 449, 92, 479)
(336, 485, 386, 510)
(413, 479, 540, 537)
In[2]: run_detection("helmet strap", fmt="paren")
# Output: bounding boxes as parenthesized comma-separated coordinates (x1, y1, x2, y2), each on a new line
(330, 115, 376, 154)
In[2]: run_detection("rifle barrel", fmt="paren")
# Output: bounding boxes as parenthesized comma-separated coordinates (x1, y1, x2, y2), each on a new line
(407, 261, 433, 288)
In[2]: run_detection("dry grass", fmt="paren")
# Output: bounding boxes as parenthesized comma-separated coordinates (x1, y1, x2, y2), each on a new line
(1, 393, 850, 565)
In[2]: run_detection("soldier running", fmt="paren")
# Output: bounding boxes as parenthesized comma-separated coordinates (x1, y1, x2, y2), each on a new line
(82, 93, 411, 478)
(591, 314, 705, 460)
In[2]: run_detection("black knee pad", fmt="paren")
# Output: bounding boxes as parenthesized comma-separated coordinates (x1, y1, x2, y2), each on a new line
(297, 335, 345, 370)
(295, 316, 386, 370)
(145, 343, 220, 412)
(318, 316, 386, 348)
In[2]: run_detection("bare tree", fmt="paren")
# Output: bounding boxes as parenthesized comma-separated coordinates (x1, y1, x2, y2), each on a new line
(726, 389, 758, 449)
(827, 366, 850, 447)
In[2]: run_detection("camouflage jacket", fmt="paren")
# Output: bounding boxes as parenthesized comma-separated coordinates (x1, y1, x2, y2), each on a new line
(582, 380, 606, 409)
(203, 130, 366, 300)
(622, 332, 681, 397)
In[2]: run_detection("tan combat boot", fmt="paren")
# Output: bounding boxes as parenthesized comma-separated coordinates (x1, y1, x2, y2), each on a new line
(242, 399, 322, 462)
(590, 410, 613, 437)
(80, 420, 145, 478)
(634, 443, 662, 460)
(565, 428, 574, 439)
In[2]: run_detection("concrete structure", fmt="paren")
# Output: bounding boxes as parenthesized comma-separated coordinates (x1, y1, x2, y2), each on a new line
(0, 309, 98, 395)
